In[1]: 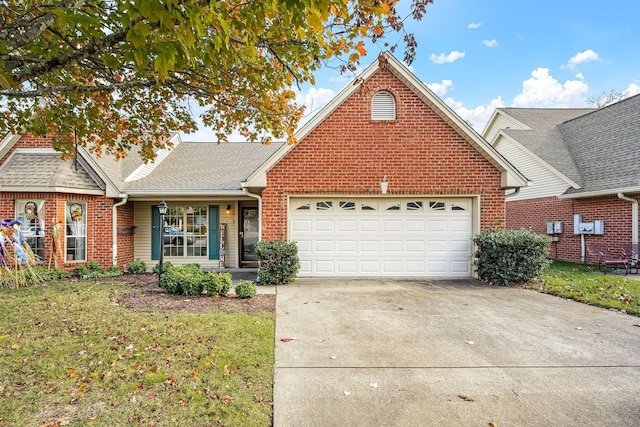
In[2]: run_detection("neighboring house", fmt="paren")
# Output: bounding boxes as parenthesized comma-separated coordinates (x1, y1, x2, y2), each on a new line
(483, 94, 640, 264)
(0, 52, 527, 277)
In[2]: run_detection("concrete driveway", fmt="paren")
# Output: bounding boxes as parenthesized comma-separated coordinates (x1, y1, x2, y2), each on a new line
(274, 279, 640, 426)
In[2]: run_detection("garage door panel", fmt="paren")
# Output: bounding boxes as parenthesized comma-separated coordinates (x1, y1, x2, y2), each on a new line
(360, 220, 379, 232)
(406, 220, 426, 232)
(428, 240, 448, 254)
(314, 220, 334, 232)
(290, 198, 472, 277)
(450, 240, 471, 254)
(450, 261, 471, 274)
(314, 240, 334, 252)
(382, 220, 402, 232)
(291, 219, 312, 232)
(314, 260, 335, 273)
(360, 240, 380, 252)
(337, 219, 357, 232)
(382, 260, 402, 273)
(361, 261, 380, 273)
(450, 219, 472, 233)
(428, 220, 448, 232)
(405, 240, 425, 252)
(336, 260, 357, 274)
(337, 240, 357, 252)
(382, 240, 403, 253)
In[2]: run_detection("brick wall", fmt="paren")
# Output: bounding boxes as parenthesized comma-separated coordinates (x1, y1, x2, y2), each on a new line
(262, 67, 506, 240)
(0, 134, 135, 271)
(506, 194, 640, 263)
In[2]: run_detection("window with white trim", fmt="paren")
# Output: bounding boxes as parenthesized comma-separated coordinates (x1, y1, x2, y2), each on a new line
(371, 91, 396, 120)
(66, 201, 87, 262)
(15, 200, 45, 262)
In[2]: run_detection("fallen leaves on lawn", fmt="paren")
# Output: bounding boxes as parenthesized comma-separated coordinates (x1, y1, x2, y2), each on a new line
(457, 394, 474, 401)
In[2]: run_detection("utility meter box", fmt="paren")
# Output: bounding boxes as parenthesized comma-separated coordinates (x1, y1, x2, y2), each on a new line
(546, 222, 563, 234)
(575, 218, 605, 235)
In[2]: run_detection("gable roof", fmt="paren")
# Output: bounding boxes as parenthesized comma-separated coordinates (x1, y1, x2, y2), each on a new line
(559, 94, 640, 197)
(0, 148, 105, 195)
(486, 108, 594, 187)
(121, 141, 283, 196)
(485, 95, 640, 198)
(245, 52, 528, 189)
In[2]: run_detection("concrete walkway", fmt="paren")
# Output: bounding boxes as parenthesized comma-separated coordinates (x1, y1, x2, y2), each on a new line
(274, 279, 640, 426)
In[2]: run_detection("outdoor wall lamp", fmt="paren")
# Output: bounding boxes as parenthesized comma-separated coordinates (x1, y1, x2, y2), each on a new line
(226, 204, 231, 215)
(380, 176, 388, 194)
(157, 200, 168, 286)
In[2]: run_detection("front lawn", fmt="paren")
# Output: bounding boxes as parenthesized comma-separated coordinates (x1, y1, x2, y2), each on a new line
(0, 279, 275, 426)
(534, 260, 640, 316)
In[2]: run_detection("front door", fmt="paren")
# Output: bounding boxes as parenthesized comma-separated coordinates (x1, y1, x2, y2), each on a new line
(240, 206, 259, 267)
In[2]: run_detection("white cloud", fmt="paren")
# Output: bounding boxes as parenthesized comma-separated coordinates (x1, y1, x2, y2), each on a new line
(575, 72, 584, 80)
(429, 51, 466, 64)
(623, 83, 640, 97)
(446, 96, 505, 132)
(427, 80, 454, 97)
(565, 49, 600, 70)
(482, 39, 498, 47)
(297, 87, 336, 118)
(511, 68, 588, 108)
(468, 22, 482, 29)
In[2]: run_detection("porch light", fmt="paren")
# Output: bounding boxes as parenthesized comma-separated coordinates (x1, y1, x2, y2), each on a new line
(380, 176, 388, 194)
(157, 200, 168, 286)
(226, 204, 231, 215)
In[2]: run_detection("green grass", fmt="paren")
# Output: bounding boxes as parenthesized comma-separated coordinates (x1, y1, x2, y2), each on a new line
(0, 281, 274, 426)
(536, 260, 640, 316)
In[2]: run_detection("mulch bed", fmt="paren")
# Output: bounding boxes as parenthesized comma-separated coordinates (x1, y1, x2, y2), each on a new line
(108, 273, 275, 315)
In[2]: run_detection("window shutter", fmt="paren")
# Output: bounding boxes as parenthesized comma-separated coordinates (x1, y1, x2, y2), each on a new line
(371, 91, 396, 120)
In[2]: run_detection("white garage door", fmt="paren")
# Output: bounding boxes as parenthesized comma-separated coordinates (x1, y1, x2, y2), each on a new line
(289, 198, 473, 277)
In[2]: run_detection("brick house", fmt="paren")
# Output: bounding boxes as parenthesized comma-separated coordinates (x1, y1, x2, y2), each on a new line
(482, 94, 640, 264)
(0, 52, 526, 277)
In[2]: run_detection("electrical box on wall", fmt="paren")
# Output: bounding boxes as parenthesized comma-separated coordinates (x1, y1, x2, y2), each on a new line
(574, 217, 605, 235)
(573, 214, 582, 235)
(594, 220, 604, 235)
(546, 222, 563, 234)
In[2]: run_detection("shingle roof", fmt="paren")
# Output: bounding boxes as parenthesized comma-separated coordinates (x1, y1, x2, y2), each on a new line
(499, 108, 595, 186)
(495, 94, 640, 196)
(0, 151, 103, 193)
(559, 94, 640, 195)
(122, 141, 283, 193)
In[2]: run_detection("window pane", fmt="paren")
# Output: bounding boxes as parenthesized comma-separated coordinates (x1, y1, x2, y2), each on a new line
(339, 201, 355, 211)
(316, 201, 332, 211)
(66, 201, 87, 262)
(161, 205, 208, 258)
(428, 201, 446, 211)
(407, 201, 423, 211)
(15, 200, 45, 262)
(187, 206, 207, 257)
(163, 206, 185, 257)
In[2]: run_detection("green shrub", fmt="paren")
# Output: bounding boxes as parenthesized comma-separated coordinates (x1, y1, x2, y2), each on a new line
(256, 240, 300, 285)
(235, 280, 257, 298)
(105, 265, 122, 277)
(32, 266, 70, 281)
(217, 272, 232, 295)
(474, 228, 552, 286)
(73, 260, 105, 277)
(153, 261, 174, 274)
(203, 272, 232, 296)
(126, 260, 147, 275)
(159, 264, 205, 295)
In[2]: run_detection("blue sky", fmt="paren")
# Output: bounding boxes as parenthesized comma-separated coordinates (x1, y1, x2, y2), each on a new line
(186, 0, 640, 140)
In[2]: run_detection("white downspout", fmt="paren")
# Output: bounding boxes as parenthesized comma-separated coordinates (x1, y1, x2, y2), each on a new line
(112, 194, 129, 265)
(618, 193, 638, 244)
